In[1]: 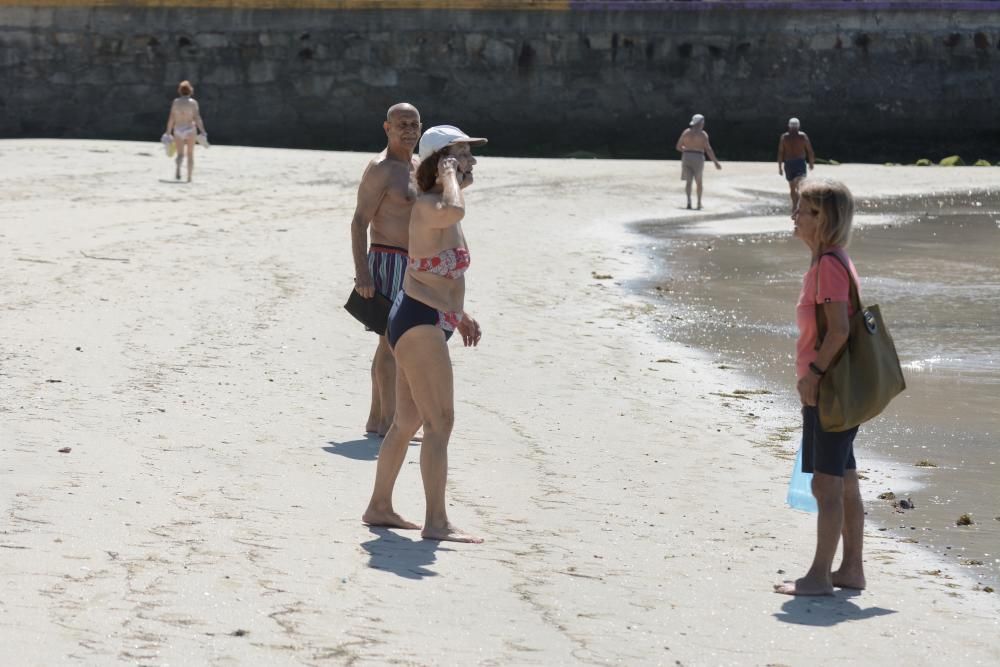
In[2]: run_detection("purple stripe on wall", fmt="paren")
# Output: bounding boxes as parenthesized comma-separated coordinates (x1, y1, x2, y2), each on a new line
(567, 1, 1000, 11)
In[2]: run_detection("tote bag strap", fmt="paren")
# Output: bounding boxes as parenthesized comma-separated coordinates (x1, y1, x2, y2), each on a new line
(814, 250, 864, 346)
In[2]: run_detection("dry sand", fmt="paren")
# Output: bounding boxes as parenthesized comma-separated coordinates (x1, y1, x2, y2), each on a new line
(1, 139, 998, 665)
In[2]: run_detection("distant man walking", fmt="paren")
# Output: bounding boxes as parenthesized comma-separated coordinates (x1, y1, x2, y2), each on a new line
(778, 117, 815, 211)
(675, 113, 722, 210)
(350, 103, 422, 436)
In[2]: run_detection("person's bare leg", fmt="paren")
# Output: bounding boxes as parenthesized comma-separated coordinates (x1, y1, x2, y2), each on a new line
(174, 141, 183, 180)
(695, 174, 704, 209)
(373, 336, 396, 436)
(790, 177, 802, 213)
(395, 326, 482, 543)
(775, 472, 842, 595)
(185, 137, 196, 182)
(685, 177, 693, 209)
(366, 347, 381, 434)
(833, 469, 866, 589)
(362, 362, 421, 529)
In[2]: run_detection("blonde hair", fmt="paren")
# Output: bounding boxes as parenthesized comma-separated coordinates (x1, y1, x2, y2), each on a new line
(799, 178, 854, 249)
(178, 80, 193, 96)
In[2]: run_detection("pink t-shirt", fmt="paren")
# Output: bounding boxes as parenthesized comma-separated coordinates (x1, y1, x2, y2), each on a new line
(795, 248, 859, 379)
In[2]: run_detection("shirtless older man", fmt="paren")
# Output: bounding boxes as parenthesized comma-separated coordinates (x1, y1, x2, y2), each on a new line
(351, 103, 421, 435)
(777, 117, 816, 211)
(675, 113, 722, 210)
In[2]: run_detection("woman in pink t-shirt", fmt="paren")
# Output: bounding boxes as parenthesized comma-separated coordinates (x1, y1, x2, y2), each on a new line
(775, 179, 867, 596)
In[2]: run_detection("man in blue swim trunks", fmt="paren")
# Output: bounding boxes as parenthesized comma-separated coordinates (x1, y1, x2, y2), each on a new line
(350, 103, 421, 435)
(777, 117, 815, 212)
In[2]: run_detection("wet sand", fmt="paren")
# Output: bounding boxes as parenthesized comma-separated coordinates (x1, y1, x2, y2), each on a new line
(633, 190, 1000, 588)
(1, 140, 998, 664)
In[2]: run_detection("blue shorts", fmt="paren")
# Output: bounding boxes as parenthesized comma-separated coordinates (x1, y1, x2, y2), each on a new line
(784, 158, 808, 182)
(367, 244, 407, 302)
(801, 406, 858, 477)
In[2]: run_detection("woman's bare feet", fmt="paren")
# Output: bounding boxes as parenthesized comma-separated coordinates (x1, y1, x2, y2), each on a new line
(421, 523, 483, 544)
(773, 576, 834, 596)
(832, 567, 866, 590)
(362, 506, 419, 530)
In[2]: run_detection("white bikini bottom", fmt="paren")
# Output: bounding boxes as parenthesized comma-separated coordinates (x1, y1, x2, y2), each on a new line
(173, 124, 197, 140)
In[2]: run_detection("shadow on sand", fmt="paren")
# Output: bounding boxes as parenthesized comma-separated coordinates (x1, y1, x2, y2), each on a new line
(361, 527, 448, 580)
(323, 434, 421, 461)
(774, 589, 896, 626)
(323, 435, 383, 461)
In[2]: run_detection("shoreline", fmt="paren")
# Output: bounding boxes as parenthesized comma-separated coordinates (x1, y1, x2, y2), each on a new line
(618, 226, 957, 550)
(624, 188, 1000, 589)
(2, 140, 998, 664)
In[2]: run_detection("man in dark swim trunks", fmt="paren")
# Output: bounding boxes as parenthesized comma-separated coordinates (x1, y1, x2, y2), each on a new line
(350, 103, 421, 436)
(777, 117, 815, 212)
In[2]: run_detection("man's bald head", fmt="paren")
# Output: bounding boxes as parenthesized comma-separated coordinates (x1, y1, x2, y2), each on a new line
(387, 102, 420, 122)
(384, 103, 421, 156)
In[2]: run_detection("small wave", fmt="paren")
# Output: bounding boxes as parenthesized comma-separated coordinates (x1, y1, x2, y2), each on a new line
(902, 356, 965, 372)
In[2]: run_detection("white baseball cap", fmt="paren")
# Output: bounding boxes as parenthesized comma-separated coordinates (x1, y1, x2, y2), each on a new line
(789, 117, 801, 127)
(418, 125, 487, 161)
(689, 113, 705, 126)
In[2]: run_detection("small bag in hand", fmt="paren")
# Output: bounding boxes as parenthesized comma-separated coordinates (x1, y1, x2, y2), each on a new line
(344, 288, 393, 336)
(787, 443, 818, 512)
(160, 133, 175, 157)
(815, 251, 906, 432)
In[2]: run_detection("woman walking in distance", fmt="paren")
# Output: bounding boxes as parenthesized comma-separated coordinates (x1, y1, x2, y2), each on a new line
(164, 80, 207, 182)
(363, 125, 485, 543)
(776, 179, 867, 595)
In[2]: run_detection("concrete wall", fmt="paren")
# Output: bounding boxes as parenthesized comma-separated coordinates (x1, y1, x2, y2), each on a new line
(2, 1, 1000, 161)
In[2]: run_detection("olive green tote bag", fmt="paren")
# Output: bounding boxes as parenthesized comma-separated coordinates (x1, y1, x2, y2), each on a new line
(815, 252, 906, 432)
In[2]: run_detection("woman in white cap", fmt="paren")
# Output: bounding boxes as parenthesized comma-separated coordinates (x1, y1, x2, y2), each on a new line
(675, 113, 722, 210)
(363, 125, 486, 543)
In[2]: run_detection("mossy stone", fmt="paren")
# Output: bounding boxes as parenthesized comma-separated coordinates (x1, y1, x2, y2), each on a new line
(973, 159, 991, 166)
(939, 155, 964, 166)
(914, 158, 932, 166)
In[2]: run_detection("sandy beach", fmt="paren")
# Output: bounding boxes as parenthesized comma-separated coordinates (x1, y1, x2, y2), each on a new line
(2, 139, 998, 665)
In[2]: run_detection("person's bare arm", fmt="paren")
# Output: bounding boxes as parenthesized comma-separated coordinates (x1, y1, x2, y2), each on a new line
(797, 300, 850, 406)
(777, 136, 785, 174)
(193, 100, 207, 135)
(416, 157, 465, 229)
(804, 133, 815, 170)
(165, 101, 176, 134)
(675, 130, 687, 153)
(704, 133, 722, 169)
(351, 162, 389, 297)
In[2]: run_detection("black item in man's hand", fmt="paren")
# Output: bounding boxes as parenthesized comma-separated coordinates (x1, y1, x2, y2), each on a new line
(344, 289, 393, 336)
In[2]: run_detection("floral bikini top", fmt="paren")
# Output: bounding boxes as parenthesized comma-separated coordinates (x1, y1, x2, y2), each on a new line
(408, 247, 470, 279)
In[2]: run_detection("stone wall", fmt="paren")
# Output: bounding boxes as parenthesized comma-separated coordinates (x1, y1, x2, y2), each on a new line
(2, 1, 1000, 161)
